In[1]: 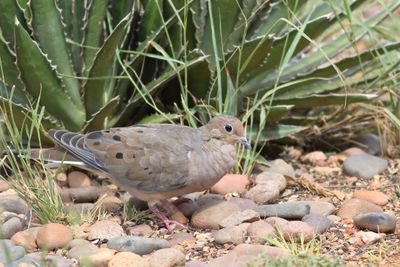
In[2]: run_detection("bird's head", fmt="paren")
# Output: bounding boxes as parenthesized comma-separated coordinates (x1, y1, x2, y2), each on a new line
(204, 115, 251, 149)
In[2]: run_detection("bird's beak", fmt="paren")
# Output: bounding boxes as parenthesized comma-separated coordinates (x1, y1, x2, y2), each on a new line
(240, 137, 252, 150)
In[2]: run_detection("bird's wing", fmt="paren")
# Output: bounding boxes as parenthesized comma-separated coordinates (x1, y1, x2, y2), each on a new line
(49, 125, 199, 193)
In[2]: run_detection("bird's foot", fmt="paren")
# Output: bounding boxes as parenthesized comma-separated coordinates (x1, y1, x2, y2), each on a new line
(149, 204, 188, 231)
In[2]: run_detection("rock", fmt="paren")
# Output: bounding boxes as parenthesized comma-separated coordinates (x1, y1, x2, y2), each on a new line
(1, 217, 23, 239)
(55, 172, 68, 187)
(228, 198, 257, 210)
(146, 248, 185, 267)
(337, 199, 383, 219)
(176, 200, 199, 218)
(356, 133, 381, 156)
(186, 260, 208, 267)
(254, 172, 287, 192)
(108, 252, 149, 267)
(168, 232, 196, 246)
(87, 247, 116, 267)
(0, 180, 10, 192)
(0, 194, 29, 214)
(0, 244, 26, 263)
(255, 203, 310, 220)
(327, 215, 341, 223)
(36, 223, 73, 250)
(244, 184, 280, 204)
(281, 221, 314, 242)
(87, 220, 124, 240)
(354, 212, 396, 233)
(213, 226, 245, 244)
(127, 224, 153, 236)
(302, 214, 333, 234)
(208, 244, 290, 267)
(266, 159, 295, 178)
(352, 190, 389, 206)
(356, 231, 384, 244)
(11, 231, 37, 251)
(343, 147, 368, 157)
(97, 195, 123, 213)
(67, 238, 93, 249)
(219, 209, 259, 228)
(191, 201, 241, 229)
(67, 171, 91, 188)
(343, 155, 387, 179)
(211, 174, 250, 195)
(195, 194, 224, 207)
(296, 201, 336, 216)
(247, 220, 276, 243)
(264, 217, 289, 230)
(301, 151, 327, 165)
(67, 244, 99, 260)
(313, 166, 341, 176)
(107, 236, 170, 255)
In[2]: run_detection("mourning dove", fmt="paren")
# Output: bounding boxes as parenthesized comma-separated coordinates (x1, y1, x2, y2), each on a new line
(41, 115, 251, 228)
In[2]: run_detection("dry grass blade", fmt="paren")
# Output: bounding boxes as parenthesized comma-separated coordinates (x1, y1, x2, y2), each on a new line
(285, 175, 345, 200)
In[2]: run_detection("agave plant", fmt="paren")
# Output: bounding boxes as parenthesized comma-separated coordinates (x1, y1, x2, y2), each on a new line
(0, 0, 205, 142)
(0, 0, 399, 146)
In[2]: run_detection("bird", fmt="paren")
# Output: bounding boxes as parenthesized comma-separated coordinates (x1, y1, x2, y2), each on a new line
(39, 115, 251, 229)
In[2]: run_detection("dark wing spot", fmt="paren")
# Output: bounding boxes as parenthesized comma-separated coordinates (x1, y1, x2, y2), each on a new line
(112, 135, 121, 141)
(132, 154, 136, 158)
(143, 167, 148, 170)
(115, 152, 123, 159)
(137, 130, 144, 133)
(87, 131, 102, 140)
(92, 141, 100, 146)
(148, 172, 152, 175)
(104, 130, 110, 133)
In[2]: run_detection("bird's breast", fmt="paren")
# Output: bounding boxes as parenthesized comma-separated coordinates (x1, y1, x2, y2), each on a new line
(188, 143, 236, 188)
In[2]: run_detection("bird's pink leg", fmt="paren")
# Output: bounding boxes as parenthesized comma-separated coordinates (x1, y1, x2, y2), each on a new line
(149, 200, 188, 231)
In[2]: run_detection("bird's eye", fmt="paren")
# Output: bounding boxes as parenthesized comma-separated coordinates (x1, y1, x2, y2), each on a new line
(224, 124, 233, 133)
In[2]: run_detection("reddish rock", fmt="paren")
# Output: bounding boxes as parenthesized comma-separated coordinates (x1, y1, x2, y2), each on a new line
(247, 221, 276, 243)
(244, 184, 280, 204)
(281, 221, 314, 242)
(211, 174, 250, 195)
(301, 151, 327, 165)
(108, 252, 149, 267)
(352, 190, 389, 206)
(191, 201, 242, 229)
(208, 244, 290, 267)
(68, 171, 91, 188)
(127, 224, 152, 237)
(337, 199, 383, 219)
(36, 223, 73, 250)
(11, 230, 37, 251)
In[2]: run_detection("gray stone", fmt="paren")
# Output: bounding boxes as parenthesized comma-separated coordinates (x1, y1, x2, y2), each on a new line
(302, 214, 333, 234)
(356, 133, 381, 156)
(297, 201, 335, 216)
(343, 155, 387, 179)
(1, 217, 23, 239)
(0, 194, 29, 215)
(213, 226, 245, 244)
(107, 236, 170, 255)
(254, 203, 310, 220)
(0, 244, 25, 263)
(219, 209, 259, 228)
(267, 159, 295, 178)
(354, 212, 396, 233)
